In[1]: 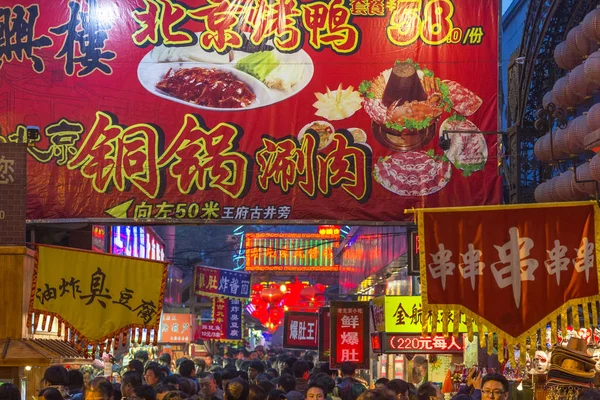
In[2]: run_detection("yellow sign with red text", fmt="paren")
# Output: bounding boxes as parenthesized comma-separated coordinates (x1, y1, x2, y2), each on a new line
(379, 296, 468, 333)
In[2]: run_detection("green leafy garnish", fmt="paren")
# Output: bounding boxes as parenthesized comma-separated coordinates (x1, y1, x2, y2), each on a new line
(447, 113, 466, 122)
(422, 68, 434, 77)
(426, 149, 450, 163)
(358, 80, 375, 98)
(438, 79, 453, 112)
(386, 117, 432, 132)
(454, 160, 486, 177)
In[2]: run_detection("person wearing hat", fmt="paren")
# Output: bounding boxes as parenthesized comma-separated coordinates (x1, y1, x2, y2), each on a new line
(249, 361, 268, 385)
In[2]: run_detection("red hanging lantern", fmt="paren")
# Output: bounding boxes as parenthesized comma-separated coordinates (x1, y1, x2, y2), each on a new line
(252, 283, 264, 293)
(300, 286, 318, 300)
(314, 283, 326, 293)
(261, 287, 284, 304)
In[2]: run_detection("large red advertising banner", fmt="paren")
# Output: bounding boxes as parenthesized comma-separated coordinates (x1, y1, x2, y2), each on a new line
(1, 0, 500, 222)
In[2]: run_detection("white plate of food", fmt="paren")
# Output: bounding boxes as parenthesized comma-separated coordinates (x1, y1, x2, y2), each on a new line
(137, 42, 314, 111)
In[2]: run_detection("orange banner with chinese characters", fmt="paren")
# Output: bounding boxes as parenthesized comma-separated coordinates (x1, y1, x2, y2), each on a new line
(417, 201, 600, 365)
(29, 245, 168, 356)
(160, 314, 193, 343)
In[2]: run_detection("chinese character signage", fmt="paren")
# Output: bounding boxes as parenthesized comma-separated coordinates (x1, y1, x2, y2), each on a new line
(6, 0, 499, 223)
(195, 266, 251, 299)
(283, 311, 319, 350)
(383, 334, 464, 354)
(29, 245, 168, 350)
(417, 202, 600, 354)
(0, 143, 26, 245)
(382, 296, 468, 333)
(246, 233, 339, 272)
(160, 313, 192, 343)
(319, 307, 331, 362)
(331, 301, 370, 369)
(196, 297, 243, 341)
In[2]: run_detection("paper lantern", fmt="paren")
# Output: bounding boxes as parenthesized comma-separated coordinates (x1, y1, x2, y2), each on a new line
(555, 41, 582, 70)
(554, 171, 579, 201)
(542, 91, 554, 109)
(585, 50, 600, 85)
(585, 128, 600, 152)
(565, 83, 585, 107)
(554, 128, 571, 156)
(567, 25, 592, 58)
(535, 132, 569, 162)
(252, 283, 264, 293)
(552, 76, 570, 106)
(583, 8, 600, 42)
(589, 153, 600, 181)
(566, 116, 588, 154)
(300, 286, 318, 300)
(569, 64, 598, 97)
(574, 162, 596, 195)
(261, 287, 284, 304)
(534, 181, 553, 202)
(314, 283, 326, 293)
(587, 103, 600, 131)
(555, 42, 572, 70)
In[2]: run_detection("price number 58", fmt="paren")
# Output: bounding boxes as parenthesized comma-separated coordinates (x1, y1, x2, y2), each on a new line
(387, 0, 461, 47)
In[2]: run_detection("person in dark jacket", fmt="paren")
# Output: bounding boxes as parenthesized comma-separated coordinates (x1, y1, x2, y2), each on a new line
(336, 363, 366, 400)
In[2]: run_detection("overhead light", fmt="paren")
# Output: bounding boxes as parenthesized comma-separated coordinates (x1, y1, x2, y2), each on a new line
(25, 366, 32, 371)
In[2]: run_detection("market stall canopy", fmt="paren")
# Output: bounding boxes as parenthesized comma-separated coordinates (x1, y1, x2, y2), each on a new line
(0, 338, 91, 366)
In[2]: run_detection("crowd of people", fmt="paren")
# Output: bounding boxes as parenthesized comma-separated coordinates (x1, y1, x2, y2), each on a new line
(2, 346, 600, 400)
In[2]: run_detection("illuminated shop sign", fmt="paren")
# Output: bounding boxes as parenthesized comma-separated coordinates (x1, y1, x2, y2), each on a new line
(245, 233, 339, 272)
(383, 334, 464, 354)
(111, 226, 164, 261)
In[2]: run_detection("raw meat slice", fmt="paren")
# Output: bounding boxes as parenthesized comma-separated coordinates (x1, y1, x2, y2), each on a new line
(439, 117, 488, 176)
(443, 80, 482, 116)
(373, 151, 452, 196)
(363, 98, 387, 125)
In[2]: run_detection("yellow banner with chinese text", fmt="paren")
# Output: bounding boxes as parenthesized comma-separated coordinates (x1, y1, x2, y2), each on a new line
(383, 296, 468, 333)
(29, 245, 168, 354)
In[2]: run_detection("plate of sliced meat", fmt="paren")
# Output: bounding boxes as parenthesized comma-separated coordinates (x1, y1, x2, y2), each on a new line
(443, 80, 483, 116)
(373, 151, 452, 197)
(439, 116, 488, 176)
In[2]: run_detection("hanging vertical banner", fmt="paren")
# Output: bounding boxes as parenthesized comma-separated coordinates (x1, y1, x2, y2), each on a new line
(283, 311, 319, 350)
(226, 298, 243, 341)
(330, 301, 370, 369)
(319, 307, 331, 362)
(196, 297, 243, 342)
(195, 266, 251, 299)
(417, 201, 600, 354)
